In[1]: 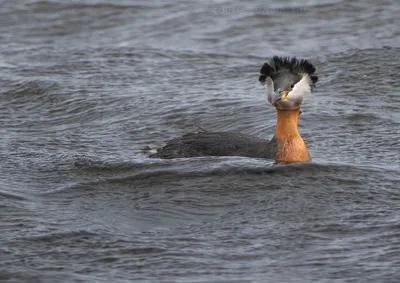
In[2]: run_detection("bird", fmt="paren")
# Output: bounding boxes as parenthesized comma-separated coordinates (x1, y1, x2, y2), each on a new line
(143, 56, 318, 164)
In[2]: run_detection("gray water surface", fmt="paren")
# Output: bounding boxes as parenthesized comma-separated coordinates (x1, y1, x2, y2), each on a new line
(1, 0, 400, 282)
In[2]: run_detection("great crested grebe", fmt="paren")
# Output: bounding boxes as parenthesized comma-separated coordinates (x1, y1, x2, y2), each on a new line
(143, 56, 318, 164)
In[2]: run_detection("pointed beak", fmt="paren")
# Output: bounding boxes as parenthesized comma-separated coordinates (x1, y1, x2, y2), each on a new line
(281, 90, 289, 101)
(271, 90, 289, 105)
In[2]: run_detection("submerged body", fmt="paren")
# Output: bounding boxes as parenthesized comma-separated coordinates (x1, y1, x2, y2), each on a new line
(147, 108, 310, 163)
(144, 56, 317, 164)
(149, 132, 278, 159)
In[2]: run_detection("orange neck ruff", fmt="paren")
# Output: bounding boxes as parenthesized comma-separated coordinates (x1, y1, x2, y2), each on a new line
(274, 108, 310, 164)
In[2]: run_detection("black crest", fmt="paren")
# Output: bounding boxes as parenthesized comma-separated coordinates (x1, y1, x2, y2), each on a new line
(259, 56, 318, 88)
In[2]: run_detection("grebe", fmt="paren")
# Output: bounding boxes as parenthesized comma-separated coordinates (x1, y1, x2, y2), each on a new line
(143, 56, 318, 164)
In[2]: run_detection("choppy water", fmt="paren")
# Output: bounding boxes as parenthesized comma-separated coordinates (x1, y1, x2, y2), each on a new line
(1, 0, 400, 282)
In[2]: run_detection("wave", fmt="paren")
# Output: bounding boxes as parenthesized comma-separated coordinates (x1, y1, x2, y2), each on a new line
(41, 155, 400, 196)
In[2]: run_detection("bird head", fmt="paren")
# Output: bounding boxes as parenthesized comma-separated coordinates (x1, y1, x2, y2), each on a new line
(259, 56, 318, 110)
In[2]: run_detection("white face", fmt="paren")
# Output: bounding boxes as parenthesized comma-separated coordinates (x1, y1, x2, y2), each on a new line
(265, 74, 311, 109)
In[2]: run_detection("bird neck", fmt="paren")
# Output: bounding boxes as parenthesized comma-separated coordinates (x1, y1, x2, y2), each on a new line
(274, 108, 310, 163)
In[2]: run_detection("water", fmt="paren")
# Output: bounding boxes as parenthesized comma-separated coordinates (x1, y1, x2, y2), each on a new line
(1, 0, 400, 282)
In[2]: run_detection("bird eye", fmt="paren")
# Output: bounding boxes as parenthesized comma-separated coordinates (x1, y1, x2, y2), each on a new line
(290, 84, 295, 88)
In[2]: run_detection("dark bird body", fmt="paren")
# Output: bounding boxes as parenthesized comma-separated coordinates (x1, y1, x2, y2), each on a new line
(148, 132, 278, 159)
